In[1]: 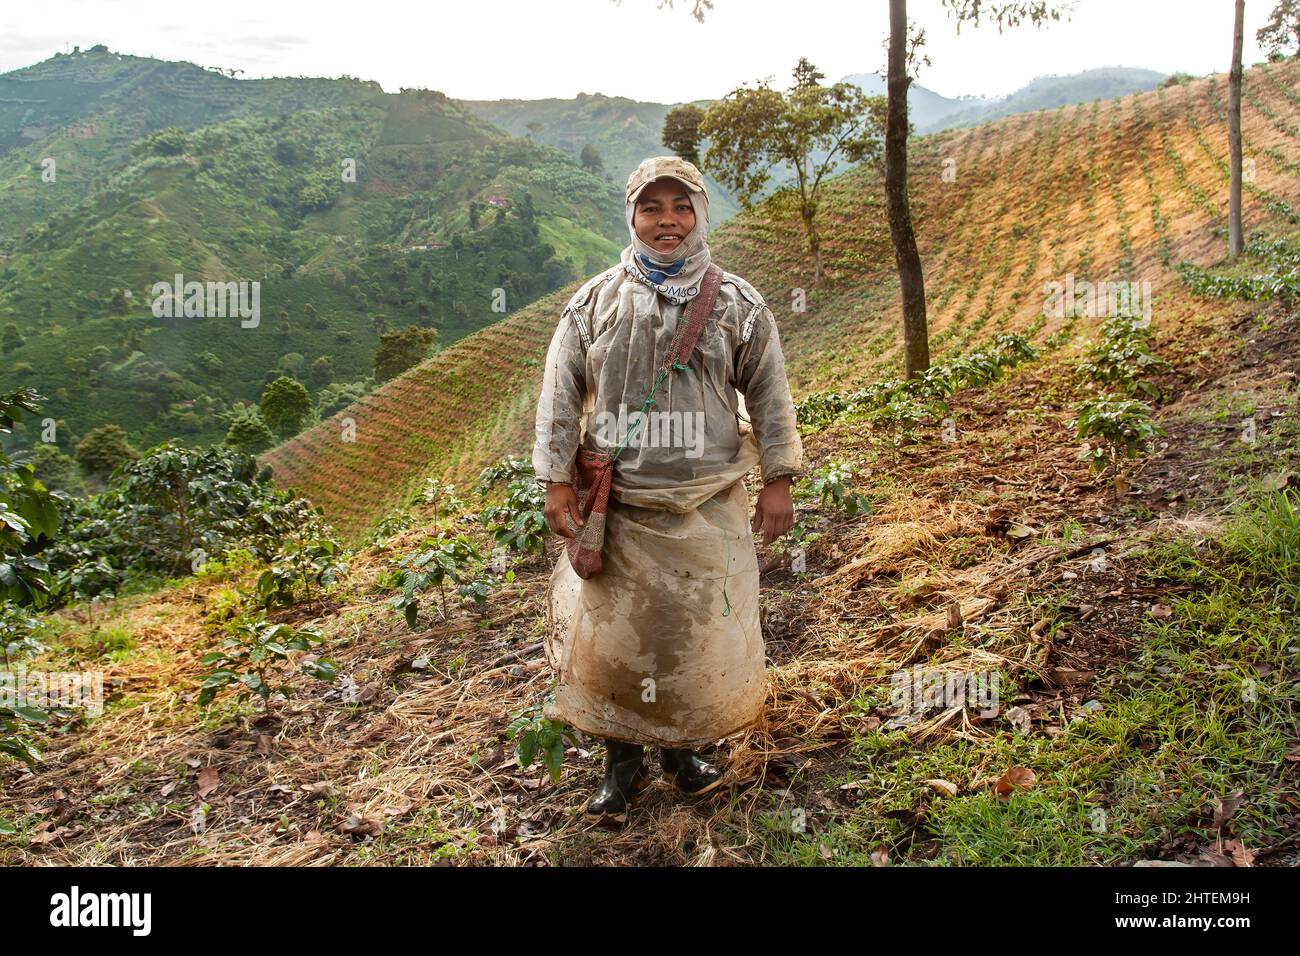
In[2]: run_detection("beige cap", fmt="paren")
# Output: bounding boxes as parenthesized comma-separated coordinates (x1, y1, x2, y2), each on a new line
(626, 155, 706, 205)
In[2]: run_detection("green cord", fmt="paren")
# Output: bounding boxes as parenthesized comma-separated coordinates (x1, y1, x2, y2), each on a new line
(612, 314, 693, 461)
(609, 315, 733, 618)
(721, 528, 732, 616)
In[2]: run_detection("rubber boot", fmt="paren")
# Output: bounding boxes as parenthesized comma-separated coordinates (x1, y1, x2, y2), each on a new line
(585, 739, 651, 823)
(660, 747, 726, 796)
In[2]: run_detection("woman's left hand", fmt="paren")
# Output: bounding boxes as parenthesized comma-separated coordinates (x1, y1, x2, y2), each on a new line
(751, 477, 794, 546)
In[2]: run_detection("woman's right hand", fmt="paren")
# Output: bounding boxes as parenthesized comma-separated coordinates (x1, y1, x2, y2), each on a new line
(544, 483, 584, 539)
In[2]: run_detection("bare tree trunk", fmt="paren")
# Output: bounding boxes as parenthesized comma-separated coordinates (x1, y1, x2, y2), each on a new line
(795, 146, 824, 284)
(885, 0, 930, 378)
(802, 203, 824, 284)
(1228, 0, 1245, 258)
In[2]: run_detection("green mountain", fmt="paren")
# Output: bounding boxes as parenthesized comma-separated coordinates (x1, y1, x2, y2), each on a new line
(0, 50, 626, 458)
(457, 92, 742, 223)
(0, 47, 383, 243)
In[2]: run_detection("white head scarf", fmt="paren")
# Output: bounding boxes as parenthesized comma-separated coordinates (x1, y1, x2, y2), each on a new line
(620, 177, 713, 306)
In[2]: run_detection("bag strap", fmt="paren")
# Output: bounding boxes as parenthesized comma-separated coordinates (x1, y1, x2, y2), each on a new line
(611, 264, 724, 462)
(661, 263, 724, 373)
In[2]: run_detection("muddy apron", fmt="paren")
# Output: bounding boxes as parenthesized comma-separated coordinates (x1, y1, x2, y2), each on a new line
(544, 477, 767, 748)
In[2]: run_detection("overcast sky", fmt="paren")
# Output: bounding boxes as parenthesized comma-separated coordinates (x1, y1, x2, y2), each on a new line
(0, 0, 1280, 102)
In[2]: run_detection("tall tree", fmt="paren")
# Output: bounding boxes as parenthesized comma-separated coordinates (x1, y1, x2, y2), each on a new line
(642, 0, 1069, 367)
(74, 424, 140, 480)
(880, 0, 1073, 378)
(374, 326, 437, 383)
(701, 59, 885, 284)
(259, 377, 312, 439)
(886, 0, 930, 378)
(1229, 0, 1246, 258)
(579, 144, 605, 173)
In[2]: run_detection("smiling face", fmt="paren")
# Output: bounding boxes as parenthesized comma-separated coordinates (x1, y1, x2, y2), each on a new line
(633, 178, 697, 256)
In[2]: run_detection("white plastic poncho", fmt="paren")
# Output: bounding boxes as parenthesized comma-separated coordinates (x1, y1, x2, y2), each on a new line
(532, 258, 803, 748)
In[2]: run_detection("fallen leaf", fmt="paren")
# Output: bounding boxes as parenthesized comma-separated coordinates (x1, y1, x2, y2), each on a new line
(1196, 849, 1234, 867)
(1222, 838, 1256, 867)
(925, 779, 958, 797)
(337, 814, 382, 837)
(946, 602, 963, 630)
(1150, 603, 1173, 620)
(1005, 705, 1032, 733)
(196, 766, 219, 798)
(1261, 471, 1293, 492)
(1051, 668, 1096, 687)
(1212, 790, 1245, 828)
(993, 766, 1037, 798)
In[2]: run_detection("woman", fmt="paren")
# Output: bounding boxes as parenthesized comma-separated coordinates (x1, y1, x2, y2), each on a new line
(532, 156, 803, 823)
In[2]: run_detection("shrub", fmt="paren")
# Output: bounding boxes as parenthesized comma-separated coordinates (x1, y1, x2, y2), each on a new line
(199, 618, 335, 708)
(1070, 395, 1166, 497)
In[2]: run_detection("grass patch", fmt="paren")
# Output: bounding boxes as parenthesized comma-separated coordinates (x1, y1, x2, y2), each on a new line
(757, 483, 1300, 865)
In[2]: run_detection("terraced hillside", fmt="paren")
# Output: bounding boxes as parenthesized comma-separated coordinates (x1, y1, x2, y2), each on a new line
(262, 60, 1300, 543)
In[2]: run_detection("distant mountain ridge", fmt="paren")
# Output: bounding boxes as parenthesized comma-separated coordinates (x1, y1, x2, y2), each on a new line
(457, 93, 742, 223)
(923, 67, 1168, 131)
(460, 66, 1168, 214)
(839, 71, 988, 131)
(0, 48, 382, 242)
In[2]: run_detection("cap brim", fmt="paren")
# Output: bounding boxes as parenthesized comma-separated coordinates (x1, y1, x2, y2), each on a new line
(628, 176, 704, 204)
